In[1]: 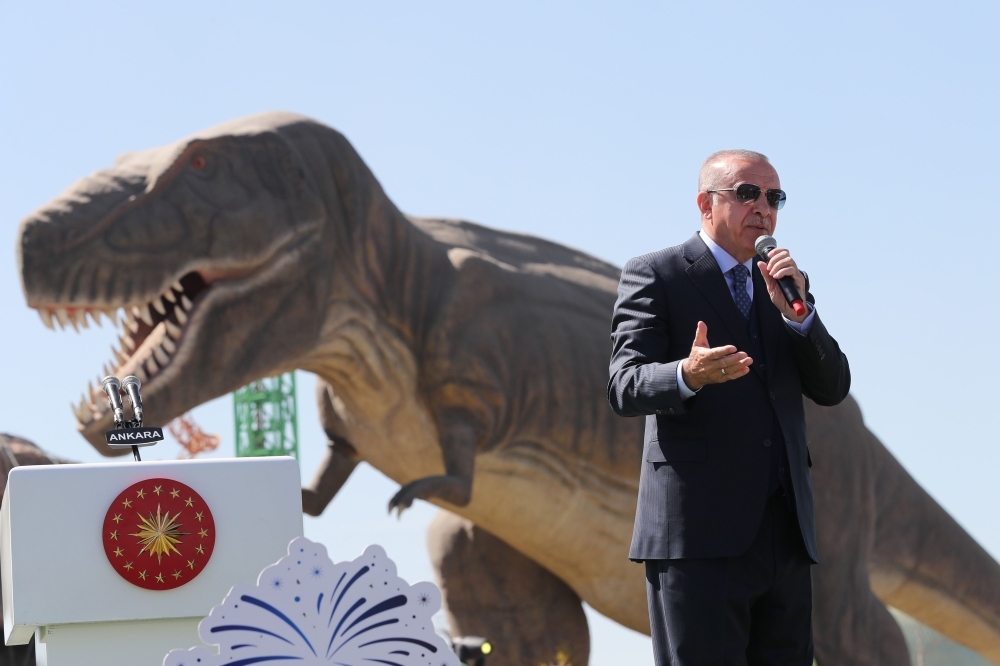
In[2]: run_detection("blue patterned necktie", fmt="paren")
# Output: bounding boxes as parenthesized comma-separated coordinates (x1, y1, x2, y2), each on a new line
(729, 264, 752, 320)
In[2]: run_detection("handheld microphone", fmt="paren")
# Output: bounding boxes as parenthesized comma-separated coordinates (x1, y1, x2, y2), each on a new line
(754, 235, 807, 318)
(122, 375, 144, 425)
(100, 376, 125, 426)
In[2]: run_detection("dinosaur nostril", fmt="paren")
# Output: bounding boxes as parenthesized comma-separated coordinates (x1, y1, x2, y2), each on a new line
(191, 156, 206, 170)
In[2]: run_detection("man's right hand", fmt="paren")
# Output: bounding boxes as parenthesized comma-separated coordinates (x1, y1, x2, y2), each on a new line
(681, 321, 752, 391)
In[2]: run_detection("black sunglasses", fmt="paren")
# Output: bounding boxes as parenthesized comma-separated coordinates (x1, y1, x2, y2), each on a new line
(706, 183, 786, 210)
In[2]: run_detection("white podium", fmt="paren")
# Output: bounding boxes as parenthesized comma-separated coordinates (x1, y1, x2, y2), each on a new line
(1, 457, 303, 666)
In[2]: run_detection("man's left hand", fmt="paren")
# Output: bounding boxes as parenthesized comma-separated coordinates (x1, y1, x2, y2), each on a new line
(757, 248, 808, 323)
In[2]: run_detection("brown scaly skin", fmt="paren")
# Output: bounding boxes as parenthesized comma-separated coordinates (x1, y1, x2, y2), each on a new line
(16, 112, 1000, 664)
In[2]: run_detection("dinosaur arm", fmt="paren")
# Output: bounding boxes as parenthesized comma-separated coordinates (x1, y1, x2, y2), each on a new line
(608, 258, 693, 417)
(388, 407, 480, 516)
(302, 381, 359, 516)
(302, 437, 359, 516)
(785, 311, 851, 406)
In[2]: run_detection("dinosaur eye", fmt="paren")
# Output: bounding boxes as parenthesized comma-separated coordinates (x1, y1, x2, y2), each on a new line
(191, 155, 207, 170)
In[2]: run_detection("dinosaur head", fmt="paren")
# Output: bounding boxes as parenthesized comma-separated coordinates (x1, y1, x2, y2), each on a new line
(18, 112, 329, 455)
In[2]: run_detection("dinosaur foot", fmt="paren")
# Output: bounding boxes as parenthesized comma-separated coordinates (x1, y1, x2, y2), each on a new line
(388, 475, 471, 517)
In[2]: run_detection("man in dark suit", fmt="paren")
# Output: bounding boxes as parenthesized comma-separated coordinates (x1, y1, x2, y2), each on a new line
(608, 150, 850, 665)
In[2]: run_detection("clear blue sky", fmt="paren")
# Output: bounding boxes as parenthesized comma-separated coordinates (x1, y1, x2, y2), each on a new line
(2, 2, 999, 664)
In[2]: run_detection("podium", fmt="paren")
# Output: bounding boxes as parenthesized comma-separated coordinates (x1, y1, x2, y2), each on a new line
(1, 457, 303, 666)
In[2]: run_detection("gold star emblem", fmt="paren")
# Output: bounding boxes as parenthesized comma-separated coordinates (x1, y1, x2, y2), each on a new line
(184, 497, 194, 507)
(112, 513, 123, 523)
(122, 498, 132, 508)
(170, 489, 180, 498)
(195, 545, 205, 555)
(155, 573, 164, 583)
(195, 511, 204, 522)
(153, 485, 162, 496)
(172, 570, 182, 580)
(139, 570, 147, 580)
(124, 561, 133, 571)
(130, 504, 188, 563)
(113, 547, 123, 557)
(136, 488, 145, 499)
(187, 559, 195, 570)
(109, 530, 118, 541)
(198, 528, 209, 538)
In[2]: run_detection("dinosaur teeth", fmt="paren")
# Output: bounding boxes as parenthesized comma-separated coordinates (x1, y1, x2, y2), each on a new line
(175, 307, 188, 325)
(180, 294, 193, 311)
(135, 304, 153, 327)
(74, 309, 88, 330)
(153, 345, 170, 367)
(136, 366, 147, 382)
(163, 289, 177, 303)
(88, 310, 103, 328)
(54, 307, 69, 330)
(152, 296, 167, 315)
(165, 320, 182, 339)
(122, 334, 136, 351)
(172, 280, 183, 293)
(126, 317, 140, 334)
(112, 345, 129, 365)
(72, 398, 89, 423)
(161, 336, 177, 354)
(38, 309, 54, 330)
(145, 355, 159, 375)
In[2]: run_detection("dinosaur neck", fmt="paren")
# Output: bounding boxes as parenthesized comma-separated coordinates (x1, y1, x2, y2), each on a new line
(293, 125, 451, 389)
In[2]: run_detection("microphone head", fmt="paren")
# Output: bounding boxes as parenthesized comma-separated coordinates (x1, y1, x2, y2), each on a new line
(101, 375, 121, 393)
(755, 234, 777, 258)
(122, 375, 141, 390)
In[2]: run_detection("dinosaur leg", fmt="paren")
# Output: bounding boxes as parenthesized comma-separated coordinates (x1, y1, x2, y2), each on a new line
(302, 382, 359, 516)
(427, 511, 590, 666)
(805, 398, 910, 666)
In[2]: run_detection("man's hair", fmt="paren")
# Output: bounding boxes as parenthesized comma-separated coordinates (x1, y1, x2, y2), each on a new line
(698, 149, 770, 192)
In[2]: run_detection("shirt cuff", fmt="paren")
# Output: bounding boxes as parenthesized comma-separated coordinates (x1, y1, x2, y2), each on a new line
(783, 304, 816, 335)
(676, 362, 697, 400)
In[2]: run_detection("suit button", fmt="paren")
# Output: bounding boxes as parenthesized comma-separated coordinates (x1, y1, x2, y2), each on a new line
(668, 408, 675, 414)
(780, 467, 785, 474)
(770, 391, 776, 400)
(751, 332, 757, 339)
(763, 439, 772, 447)
(760, 363, 766, 371)
(655, 410, 663, 415)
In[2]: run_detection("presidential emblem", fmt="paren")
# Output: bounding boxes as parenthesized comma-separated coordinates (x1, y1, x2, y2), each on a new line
(102, 478, 215, 590)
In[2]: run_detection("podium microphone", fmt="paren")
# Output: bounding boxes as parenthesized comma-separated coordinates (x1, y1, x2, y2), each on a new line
(755, 235, 807, 318)
(122, 375, 144, 425)
(100, 376, 125, 426)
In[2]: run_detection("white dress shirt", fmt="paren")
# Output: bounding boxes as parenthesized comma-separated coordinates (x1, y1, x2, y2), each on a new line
(676, 230, 816, 399)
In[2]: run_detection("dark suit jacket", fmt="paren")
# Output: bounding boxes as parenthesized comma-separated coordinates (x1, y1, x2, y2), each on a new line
(608, 233, 850, 562)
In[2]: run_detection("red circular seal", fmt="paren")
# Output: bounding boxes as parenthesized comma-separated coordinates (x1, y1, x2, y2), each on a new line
(102, 478, 215, 590)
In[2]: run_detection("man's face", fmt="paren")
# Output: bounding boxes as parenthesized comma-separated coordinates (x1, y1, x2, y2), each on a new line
(699, 158, 780, 263)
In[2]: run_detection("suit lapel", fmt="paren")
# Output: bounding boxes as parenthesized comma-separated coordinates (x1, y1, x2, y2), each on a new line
(752, 263, 783, 380)
(682, 234, 756, 358)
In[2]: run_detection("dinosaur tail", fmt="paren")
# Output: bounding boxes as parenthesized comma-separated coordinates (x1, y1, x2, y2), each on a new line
(870, 436, 1000, 665)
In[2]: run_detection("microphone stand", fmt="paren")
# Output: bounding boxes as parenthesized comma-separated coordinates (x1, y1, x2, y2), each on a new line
(110, 416, 142, 462)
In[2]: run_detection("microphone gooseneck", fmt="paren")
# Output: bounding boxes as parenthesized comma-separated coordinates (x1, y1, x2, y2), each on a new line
(754, 235, 807, 318)
(100, 376, 125, 426)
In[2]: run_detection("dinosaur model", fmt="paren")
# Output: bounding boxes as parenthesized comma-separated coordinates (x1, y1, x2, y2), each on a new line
(16, 112, 1000, 665)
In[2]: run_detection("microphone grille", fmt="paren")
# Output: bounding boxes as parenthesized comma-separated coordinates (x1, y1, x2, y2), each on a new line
(755, 235, 777, 257)
(101, 375, 121, 391)
(122, 375, 141, 389)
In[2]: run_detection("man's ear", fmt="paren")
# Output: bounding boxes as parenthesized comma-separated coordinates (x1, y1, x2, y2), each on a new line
(696, 191, 713, 220)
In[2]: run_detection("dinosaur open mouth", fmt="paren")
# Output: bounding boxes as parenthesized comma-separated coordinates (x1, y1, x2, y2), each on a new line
(34, 272, 211, 427)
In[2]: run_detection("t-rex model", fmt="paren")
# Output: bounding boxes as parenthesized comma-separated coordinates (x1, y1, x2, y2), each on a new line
(16, 112, 1000, 665)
